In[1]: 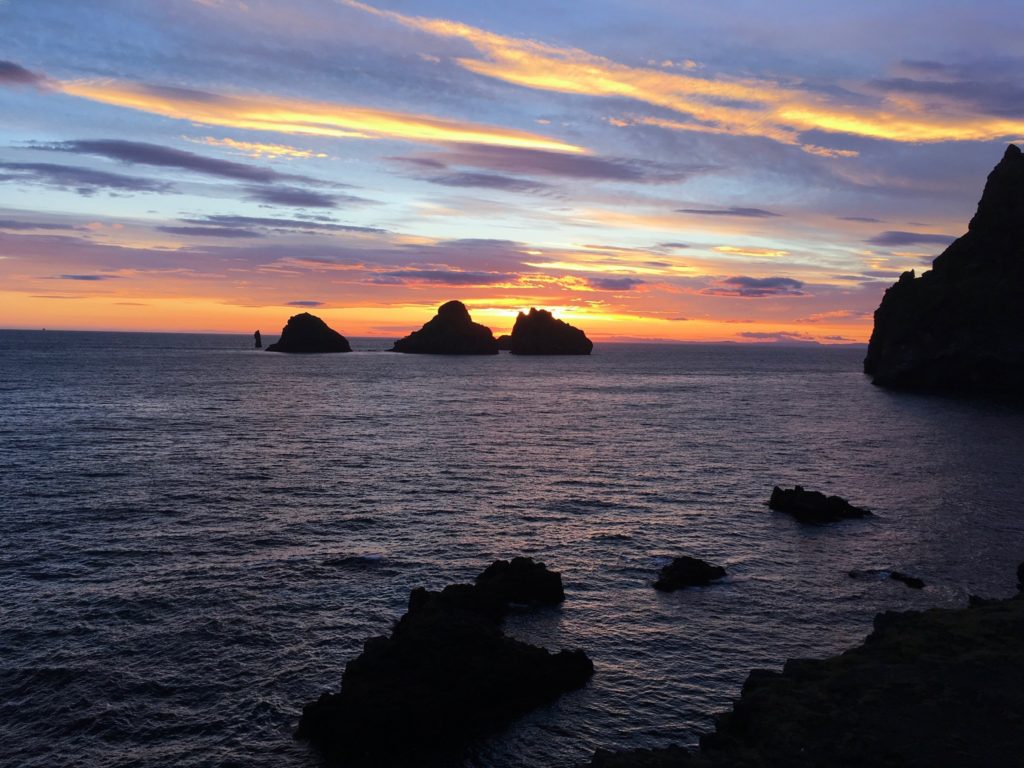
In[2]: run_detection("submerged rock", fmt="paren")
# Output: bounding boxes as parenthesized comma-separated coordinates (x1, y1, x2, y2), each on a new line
(864, 145, 1024, 393)
(265, 313, 351, 353)
(391, 300, 498, 355)
(590, 567, 1024, 767)
(296, 558, 592, 763)
(849, 569, 925, 589)
(509, 307, 593, 355)
(769, 485, 871, 523)
(654, 556, 726, 592)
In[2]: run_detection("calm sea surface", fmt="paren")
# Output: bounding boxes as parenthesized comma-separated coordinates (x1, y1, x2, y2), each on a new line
(2, 330, 1023, 768)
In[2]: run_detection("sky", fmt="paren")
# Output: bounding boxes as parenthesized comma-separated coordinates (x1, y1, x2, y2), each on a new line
(1, 0, 1022, 342)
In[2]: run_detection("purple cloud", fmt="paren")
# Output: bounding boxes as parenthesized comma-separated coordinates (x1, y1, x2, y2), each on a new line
(0, 60, 44, 87)
(287, 300, 324, 307)
(427, 172, 550, 193)
(0, 162, 171, 195)
(245, 186, 341, 208)
(588, 276, 645, 290)
(677, 206, 781, 217)
(372, 269, 514, 285)
(156, 225, 263, 238)
(703, 276, 805, 297)
(867, 230, 956, 246)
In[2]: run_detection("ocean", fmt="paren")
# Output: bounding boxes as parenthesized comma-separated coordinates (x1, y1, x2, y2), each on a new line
(2, 330, 1022, 768)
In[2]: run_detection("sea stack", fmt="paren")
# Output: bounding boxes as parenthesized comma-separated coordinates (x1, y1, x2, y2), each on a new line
(509, 308, 593, 355)
(253, 330, 262, 349)
(265, 312, 351, 353)
(864, 145, 1024, 393)
(391, 300, 499, 354)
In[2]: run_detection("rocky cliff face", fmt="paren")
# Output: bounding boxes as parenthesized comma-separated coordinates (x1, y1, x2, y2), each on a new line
(509, 308, 593, 355)
(391, 300, 498, 354)
(264, 312, 351, 353)
(864, 145, 1024, 393)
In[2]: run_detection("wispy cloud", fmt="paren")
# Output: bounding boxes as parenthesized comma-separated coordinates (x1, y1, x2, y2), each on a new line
(588, 276, 645, 291)
(678, 206, 781, 218)
(244, 185, 344, 208)
(0, 162, 170, 195)
(867, 230, 956, 246)
(156, 225, 263, 238)
(344, 0, 1024, 148)
(702, 276, 805, 297)
(54, 77, 583, 153)
(287, 300, 324, 307)
(0, 60, 45, 87)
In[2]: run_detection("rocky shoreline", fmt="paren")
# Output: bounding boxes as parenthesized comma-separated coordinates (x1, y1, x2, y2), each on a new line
(589, 566, 1024, 767)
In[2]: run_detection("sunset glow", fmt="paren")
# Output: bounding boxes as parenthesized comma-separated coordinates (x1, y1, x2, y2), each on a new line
(1, 0, 1015, 343)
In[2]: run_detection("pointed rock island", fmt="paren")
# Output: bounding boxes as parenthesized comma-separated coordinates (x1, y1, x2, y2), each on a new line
(864, 144, 1024, 393)
(391, 300, 499, 354)
(265, 312, 351, 353)
(509, 308, 593, 355)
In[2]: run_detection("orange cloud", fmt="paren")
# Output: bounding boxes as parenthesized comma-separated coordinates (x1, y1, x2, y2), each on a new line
(344, 0, 1024, 148)
(55, 79, 584, 154)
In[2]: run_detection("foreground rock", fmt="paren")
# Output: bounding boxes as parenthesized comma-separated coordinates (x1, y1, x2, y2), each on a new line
(509, 308, 593, 355)
(864, 145, 1024, 393)
(391, 300, 498, 354)
(590, 567, 1024, 767)
(654, 557, 726, 592)
(297, 558, 592, 763)
(265, 312, 351, 353)
(769, 485, 871, 523)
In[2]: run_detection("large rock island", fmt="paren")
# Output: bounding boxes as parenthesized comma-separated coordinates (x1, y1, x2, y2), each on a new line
(391, 300, 499, 354)
(509, 308, 593, 355)
(590, 566, 1024, 767)
(297, 558, 592, 764)
(265, 312, 351, 353)
(864, 145, 1024, 393)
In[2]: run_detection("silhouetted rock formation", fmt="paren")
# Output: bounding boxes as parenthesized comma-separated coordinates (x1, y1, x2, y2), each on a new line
(849, 569, 925, 589)
(889, 571, 925, 589)
(496, 334, 512, 350)
(296, 558, 592, 763)
(865, 145, 1024, 393)
(475, 556, 566, 605)
(509, 308, 593, 355)
(769, 485, 871, 523)
(391, 300, 498, 355)
(588, 567, 1024, 767)
(265, 313, 351, 353)
(253, 330, 262, 348)
(654, 557, 726, 592)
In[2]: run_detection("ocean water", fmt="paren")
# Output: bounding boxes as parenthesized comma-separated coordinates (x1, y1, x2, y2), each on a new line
(2, 330, 1022, 768)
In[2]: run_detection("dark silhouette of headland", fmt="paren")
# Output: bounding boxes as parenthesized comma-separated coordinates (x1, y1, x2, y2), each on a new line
(265, 312, 351, 353)
(865, 144, 1024, 393)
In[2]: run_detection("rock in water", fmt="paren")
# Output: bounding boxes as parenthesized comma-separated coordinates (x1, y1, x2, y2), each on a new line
(253, 329, 262, 348)
(509, 307, 593, 355)
(265, 313, 351, 353)
(496, 334, 512, 351)
(589, 565, 1024, 767)
(391, 300, 498, 354)
(769, 485, 872, 523)
(654, 556, 727, 591)
(296, 558, 592, 763)
(864, 145, 1024, 393)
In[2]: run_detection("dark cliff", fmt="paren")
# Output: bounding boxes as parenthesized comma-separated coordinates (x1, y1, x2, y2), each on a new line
(391, 300, 499, 355)
(509, 308, 593, 355)
(864, 144, 1024, 393)
(264, 313, 351, 353)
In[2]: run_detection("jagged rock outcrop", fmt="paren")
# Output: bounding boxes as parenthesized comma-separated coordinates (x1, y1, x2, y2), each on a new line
(588, 567, 1024, 767)
(264, 313, 351, 353)
(296, 558, 592, 763)
(509, 308, 593, 355)
(864, 145, 1024, 393)
(769, 485, 872, 523)
(849, 569, 925, 589)
(654, 557, 726, 592)
(391, 300, 498, 355)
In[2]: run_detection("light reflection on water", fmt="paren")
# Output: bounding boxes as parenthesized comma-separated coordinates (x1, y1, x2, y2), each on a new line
(1, 330, 1022, 767)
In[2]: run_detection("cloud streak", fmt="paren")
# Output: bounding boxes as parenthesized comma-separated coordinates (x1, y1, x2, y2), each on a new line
(702, 276, 805, 297)
(344, 1, 1024, 148)
(54, 77, 584, 153)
